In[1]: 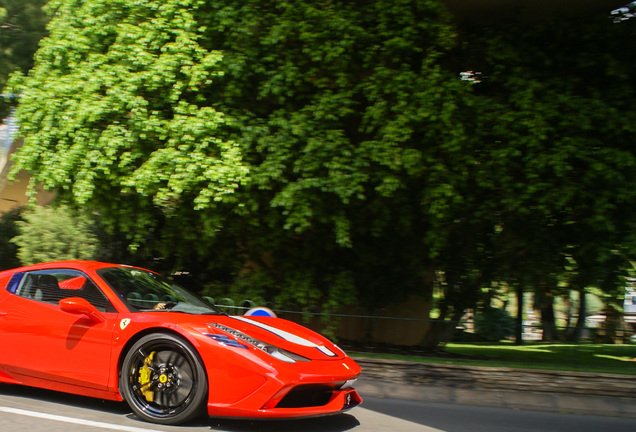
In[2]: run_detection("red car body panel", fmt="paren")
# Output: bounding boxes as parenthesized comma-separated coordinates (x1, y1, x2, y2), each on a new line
(0, 261, 362, 419)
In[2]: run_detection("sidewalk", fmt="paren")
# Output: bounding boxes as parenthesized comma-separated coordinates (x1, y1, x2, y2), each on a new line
(354, 357, 636, 418)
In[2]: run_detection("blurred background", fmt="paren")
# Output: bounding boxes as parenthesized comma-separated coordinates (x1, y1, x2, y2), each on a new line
(2, 0, 636, 371)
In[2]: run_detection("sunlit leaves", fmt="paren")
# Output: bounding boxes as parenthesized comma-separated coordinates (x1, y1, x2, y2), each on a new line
(8, 0, 246, 244)
(11, 205, 99, 265)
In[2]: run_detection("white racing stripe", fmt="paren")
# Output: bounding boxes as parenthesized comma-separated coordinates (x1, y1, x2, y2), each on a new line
(0, 406, 163, 432)
(232, 316, 319, 347)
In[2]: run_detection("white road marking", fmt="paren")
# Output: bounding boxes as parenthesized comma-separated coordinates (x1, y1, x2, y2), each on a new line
(0, 406, 162, 432)
(0, 403, 438, 432)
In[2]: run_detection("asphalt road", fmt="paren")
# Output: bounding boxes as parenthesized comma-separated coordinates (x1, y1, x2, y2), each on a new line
(2, 384, 636, 432)
(362, 397, 636, 432)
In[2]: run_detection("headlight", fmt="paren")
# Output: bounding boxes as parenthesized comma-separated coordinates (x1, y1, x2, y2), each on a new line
(207, 323, 310, 363)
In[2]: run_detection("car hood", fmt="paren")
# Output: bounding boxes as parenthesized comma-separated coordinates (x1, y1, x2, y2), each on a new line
(203, 315, 345, 361)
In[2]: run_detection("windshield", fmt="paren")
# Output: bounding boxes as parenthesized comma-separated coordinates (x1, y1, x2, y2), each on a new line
(97, 267, 223, 315)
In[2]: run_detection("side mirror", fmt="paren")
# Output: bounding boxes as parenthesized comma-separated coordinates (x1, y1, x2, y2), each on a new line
(59, 297, 105, 323)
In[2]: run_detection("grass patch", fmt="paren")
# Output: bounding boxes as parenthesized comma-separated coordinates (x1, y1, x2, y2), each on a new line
(353, 343, 636, 375)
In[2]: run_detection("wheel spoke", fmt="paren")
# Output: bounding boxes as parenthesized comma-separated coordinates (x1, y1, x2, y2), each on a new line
(174, 351, 188, 369)
(174, 384, 191, 404)
(157, 390, 170, 409)
(166, 389, 180, 407)
(167, 350, 180, 367)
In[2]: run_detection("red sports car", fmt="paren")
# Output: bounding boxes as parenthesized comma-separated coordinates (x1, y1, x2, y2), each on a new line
(0, 261, 362, 425)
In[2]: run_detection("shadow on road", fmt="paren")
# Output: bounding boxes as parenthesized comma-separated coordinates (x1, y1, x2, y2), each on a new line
(198, 414, 359, 431)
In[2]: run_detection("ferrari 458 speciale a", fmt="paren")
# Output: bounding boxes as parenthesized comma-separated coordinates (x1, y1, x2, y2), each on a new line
(0, 261, 362, 425)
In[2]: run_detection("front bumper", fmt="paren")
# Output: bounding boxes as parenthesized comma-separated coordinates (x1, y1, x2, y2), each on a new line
(207, 385, 362, 418)
(204, 355, 363, 418)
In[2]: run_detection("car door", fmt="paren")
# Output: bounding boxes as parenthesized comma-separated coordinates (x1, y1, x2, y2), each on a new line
(0, 269, 117, 391)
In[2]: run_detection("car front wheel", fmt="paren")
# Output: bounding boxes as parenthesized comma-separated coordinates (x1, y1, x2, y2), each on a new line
(120, 333, 208, 425)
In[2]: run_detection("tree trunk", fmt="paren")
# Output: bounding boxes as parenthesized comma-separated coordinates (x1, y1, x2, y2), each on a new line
(540, 299, 558, 341)
(600, 302, 624, 344)
(536, 282, 558, 341)
(572, 287, 586, 342)
(515, 284, 524, 345)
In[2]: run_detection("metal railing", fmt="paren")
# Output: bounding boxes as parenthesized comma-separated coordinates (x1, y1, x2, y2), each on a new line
(205, 297, 636, 353)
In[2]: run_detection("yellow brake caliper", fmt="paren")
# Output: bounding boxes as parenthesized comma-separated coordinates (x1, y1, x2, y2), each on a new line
(138, 351, 156, 402)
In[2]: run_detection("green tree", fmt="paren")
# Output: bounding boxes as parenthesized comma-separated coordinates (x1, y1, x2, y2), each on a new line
(0, 206, 22, 270)
(6, 0, 248, 249)
(11, 205, 98, 264)
(195, 0, 471, 318)
(8, 0, 469, 323)
(457, 15, 636, 342)
(10, 0, 636, 348)
(0, 0, 48, 116)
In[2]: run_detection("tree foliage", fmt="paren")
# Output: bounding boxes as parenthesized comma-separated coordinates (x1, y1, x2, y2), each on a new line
(454, 14, 636, 340)
(0, 0, 48, 116)
(0, 206, 22, 270)
(8, 0, 466, 315)
(11, 205, 98, 265)
(7, 1, 636, 345)
(7, 0, 247, 247)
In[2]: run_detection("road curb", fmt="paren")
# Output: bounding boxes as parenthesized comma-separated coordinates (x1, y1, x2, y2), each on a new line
(354, 358, 636, 418)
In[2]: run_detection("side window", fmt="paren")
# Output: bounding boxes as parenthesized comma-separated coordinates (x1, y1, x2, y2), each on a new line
(6, 272, 25, 294)
(16, 269, 116, 313)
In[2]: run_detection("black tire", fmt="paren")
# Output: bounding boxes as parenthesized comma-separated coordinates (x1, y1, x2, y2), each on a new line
(120, 333, 208, 425)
